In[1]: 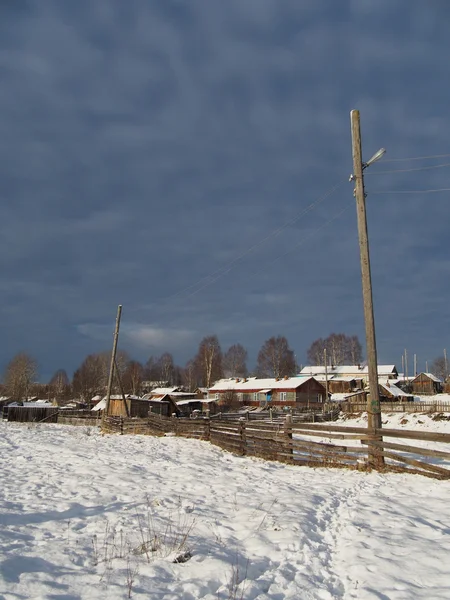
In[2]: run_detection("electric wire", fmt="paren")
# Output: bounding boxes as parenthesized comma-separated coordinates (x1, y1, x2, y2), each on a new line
(371, 188, 450, 195)
(162, 178, 346, 302)
(381, 152, 450, 163)
(365, 161, 450, 176)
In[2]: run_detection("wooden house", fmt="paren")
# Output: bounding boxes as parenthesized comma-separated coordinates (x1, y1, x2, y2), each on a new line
(411, 373, 442, 396)
(208, 376, 327, 409)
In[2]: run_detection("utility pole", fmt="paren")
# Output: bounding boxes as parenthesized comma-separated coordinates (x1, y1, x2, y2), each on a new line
(414, 353, 417, 377)
(404, 349, 408, 384)
(350, 110, 383, 440)
(324, 348, 329, 403)
(104, 304, 123, 417)
(444, 348, 448, 379)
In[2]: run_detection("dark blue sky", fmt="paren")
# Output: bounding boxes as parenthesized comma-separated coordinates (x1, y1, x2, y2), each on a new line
(1, 0, 450, 380)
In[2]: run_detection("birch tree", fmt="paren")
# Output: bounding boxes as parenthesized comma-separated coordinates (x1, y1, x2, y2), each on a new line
(256, 336, 295, 378)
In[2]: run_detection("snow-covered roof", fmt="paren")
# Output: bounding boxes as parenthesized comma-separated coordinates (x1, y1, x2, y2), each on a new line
(209, 376, 315, 392)
(176, 399, 203, 406)
(379, 383, 410, 398)
(91, 399, 106, 411)
(413, 372, 442, 383)
(149, 387, 180, 395)
(300, 365, 397, 377)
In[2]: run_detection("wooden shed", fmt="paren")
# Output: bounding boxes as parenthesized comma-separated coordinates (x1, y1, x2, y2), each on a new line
(328, 377, 359, 394)
(411, 373, 442, 396)
(379, 382, 414, 402)
(108, 396, 151, 418)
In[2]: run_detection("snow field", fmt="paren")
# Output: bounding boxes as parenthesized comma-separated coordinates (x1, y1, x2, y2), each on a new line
(1, 419, 450, 599)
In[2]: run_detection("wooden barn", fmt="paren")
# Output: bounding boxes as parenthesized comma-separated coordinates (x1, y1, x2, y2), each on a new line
(411, 373, 442, 396)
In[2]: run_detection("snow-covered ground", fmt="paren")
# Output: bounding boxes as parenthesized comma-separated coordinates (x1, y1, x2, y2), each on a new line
(1, 418, 450, 599)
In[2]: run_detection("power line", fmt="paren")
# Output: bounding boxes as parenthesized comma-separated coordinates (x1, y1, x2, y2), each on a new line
(249, 202, 351, 276)
(381, 152, 450, 163)
(372, 187, 450, 195)
(366, 161, 450, 175)
(164, 178, 346, 302)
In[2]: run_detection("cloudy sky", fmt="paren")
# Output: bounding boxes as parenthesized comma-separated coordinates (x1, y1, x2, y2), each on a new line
(1, 0, 450, 380)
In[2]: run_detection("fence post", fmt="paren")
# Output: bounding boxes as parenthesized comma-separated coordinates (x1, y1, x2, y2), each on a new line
(120, 416, 124, 435)
(239, 418, 246, 456)
(284, 414, 293, 461)
(205, 418, 211, 442)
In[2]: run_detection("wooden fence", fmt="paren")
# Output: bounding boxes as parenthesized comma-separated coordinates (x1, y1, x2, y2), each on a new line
(6, 406, 59, 423)
(4, 407, 101, 426)
(100, 414, 450, 479)
(341, 401, 450, 413)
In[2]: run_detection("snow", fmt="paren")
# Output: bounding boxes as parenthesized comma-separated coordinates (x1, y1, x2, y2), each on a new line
(1, 417, 450, 599)
(209, 377, 314, 392)
(415, 393, 450, 404)
(379, 383, 410, 398)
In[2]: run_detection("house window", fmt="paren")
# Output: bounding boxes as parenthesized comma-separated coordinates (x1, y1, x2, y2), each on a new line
(280, 392, 287, 401)
(215, 393, 219, 400)
(253, 392, 258, 402)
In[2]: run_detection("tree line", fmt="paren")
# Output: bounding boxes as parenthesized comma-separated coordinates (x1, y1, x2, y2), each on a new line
(1, 335, 299, 402)
(7, 331, 442, 403)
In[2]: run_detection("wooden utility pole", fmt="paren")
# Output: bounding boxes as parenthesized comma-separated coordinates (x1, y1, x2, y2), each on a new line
(350, 110, 383, 458)
(414, 353, 417, 377)
(104, 304, 123, 417)
(324, 348, 329, 403)
(444, 349, 448, 379)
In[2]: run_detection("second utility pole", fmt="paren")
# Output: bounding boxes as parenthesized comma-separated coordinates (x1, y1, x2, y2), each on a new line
(350, 110, 382, 443)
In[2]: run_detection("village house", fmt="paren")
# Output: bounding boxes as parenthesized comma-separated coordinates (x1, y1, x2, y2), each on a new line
(208, 376, 327, 408)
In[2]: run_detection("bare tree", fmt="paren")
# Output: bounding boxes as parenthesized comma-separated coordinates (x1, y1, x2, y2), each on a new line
(4, 353, 37, 401)
(306, 333, 363, 366)
(256, 336, 296, 378)
(49, 369, 71, 401)
(348, 335, 363, 365)
(430, 356, 446, 381)
(122, 360, 144, 395)
(306, 338, 326, 365)
(182, 359, 201, 392)
(223, 344, 248, 378)
(157, 353, 175, 385)
(72, 354, 106, 401)
(194, 335, 223, 388)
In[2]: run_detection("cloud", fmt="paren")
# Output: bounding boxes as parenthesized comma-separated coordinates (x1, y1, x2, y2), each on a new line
(1, 0, 450, 378)
(78, 321, 196, 353)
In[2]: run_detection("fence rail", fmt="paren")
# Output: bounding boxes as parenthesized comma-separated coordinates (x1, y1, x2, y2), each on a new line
(100, 414, 450, 479)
